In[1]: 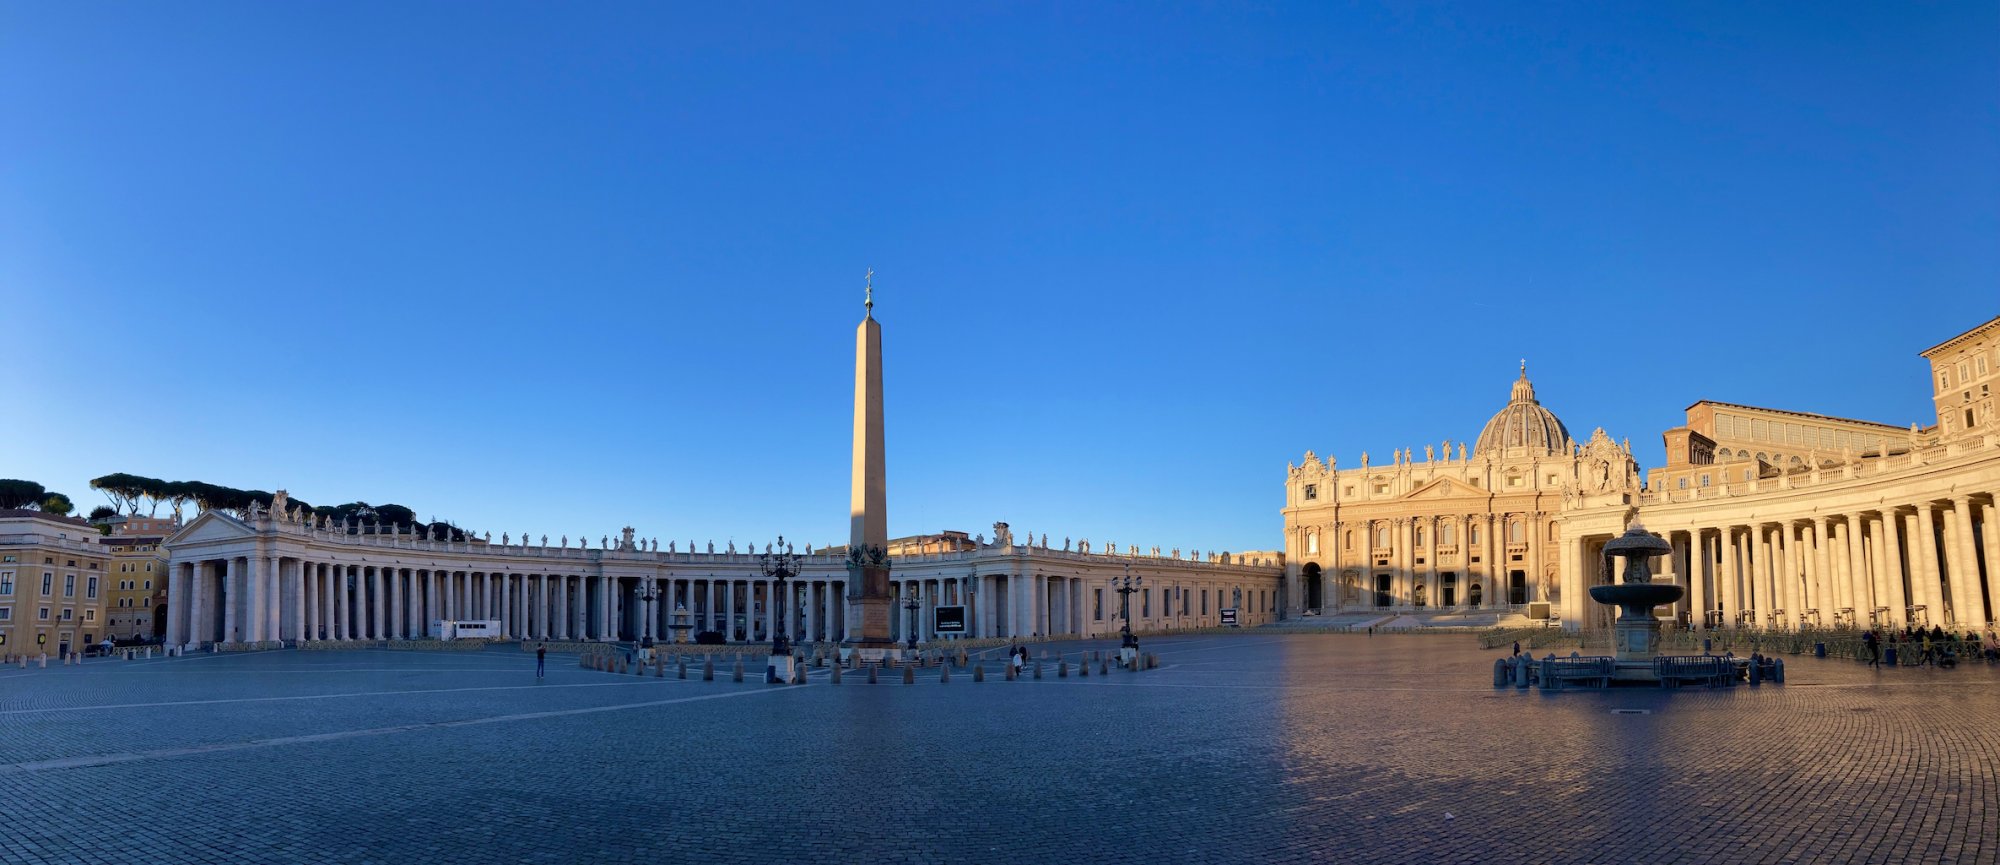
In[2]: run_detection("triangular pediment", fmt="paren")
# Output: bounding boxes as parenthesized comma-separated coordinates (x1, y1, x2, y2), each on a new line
(165, 511, 254, 546)
(1405, 478, 1484, 499)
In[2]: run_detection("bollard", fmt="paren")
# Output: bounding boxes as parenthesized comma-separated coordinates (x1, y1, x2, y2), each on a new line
(1059, 660, 1069, 678)
(732, 658, 744, 683)
(1033, 662, 1043, 679)
(654, 660, 663, 678)
(1814, 642, 1827, 658)
(867, 665, 878, 685)
(1750, 655, 1763, 685)
(679, 659, 688, 679)
(1514, 654, 1530, 690)
(831, 664, 843, 684)
(1494, 658, 1510, 687)
(1080, 658, 1089, 677)
(1100, 659, 1109, 676)
(903, 665, 915, 685)
(146, 648, 153, 660)
(1773, 658, 1785, 683)
(1005, 663, 1016, 681)
(1148, 654, 1158, 669)
(940, 664, 950, 683)
(40, 654, 48, 669)
(703, 658, 715, 681)
(634, 659, 644, 676)
(973, 664, 985, 682)
(794, 666, 807, 685)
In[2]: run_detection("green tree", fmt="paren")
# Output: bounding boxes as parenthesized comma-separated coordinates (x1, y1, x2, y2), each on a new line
(87, 505, 118, 522)
(0, 479, 47, 510)
(40, 493, 74, 516)
(373, 504, 416, 528)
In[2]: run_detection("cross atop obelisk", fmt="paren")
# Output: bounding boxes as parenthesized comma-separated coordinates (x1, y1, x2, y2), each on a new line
(846, 268, 893, 652)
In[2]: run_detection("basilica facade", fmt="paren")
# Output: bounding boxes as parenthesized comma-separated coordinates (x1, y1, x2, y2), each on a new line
(1281, 365, 1640, 622)
(1284, 315, 2000, 633)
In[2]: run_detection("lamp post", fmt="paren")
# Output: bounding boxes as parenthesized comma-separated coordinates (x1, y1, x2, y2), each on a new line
(636, 581, 660, 649)
(668, 602, 693, 644)
(903, 582, 922, 652)
(1113, 565, 1142, 654)
(757, 536, 799, 657)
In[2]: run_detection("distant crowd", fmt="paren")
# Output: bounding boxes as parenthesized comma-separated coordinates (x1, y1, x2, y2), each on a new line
(1860, 626, 1999, 668)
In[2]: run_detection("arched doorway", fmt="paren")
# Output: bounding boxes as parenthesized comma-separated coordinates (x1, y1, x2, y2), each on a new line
(1301, 563, 1323, 612)
(1441, 573, 1457, 607)
(1413, 582, 1427, 608)
(151, 604, 168, 640)
(1468, 581, 1484, 607)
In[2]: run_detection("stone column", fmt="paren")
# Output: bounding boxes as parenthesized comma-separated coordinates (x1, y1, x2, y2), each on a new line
(1758, 526, 1778, 628)
(1875, 513, 1906, 629)
(288, 559, 306, 642)
(319, 564, 334, 641)
(1397, 517, 1414, 610)
(1915, 506, 1943, 627)
(185, 561, 208, 647)
(1982, 501, 2000, 628)
(1832, 520, 1856, 623)
(728, 580, 744, 640)
(1948, 496, 1984, 627)
(1777, 523, 1800, 630)
(1558, 536, 1581, 628)
(1720, 528, 1736, 628)
(1681, 531, 1703, 630)
(1845, 514, 1872, 627)
(221, 557, 241, 644)
(263, 555, 281, 641)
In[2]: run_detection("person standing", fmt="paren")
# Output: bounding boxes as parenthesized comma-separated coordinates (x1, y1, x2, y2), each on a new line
(536, 643, 547, 679)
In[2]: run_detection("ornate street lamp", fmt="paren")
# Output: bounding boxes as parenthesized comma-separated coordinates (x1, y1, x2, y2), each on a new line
(636, 581, 660, 649)
(1114, 565, 1143, 653)
(757, 535, 799, 657)
(903, 582, 922, 652)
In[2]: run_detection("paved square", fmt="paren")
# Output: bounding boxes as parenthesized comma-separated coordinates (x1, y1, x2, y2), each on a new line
(1, 636, 1994, 864)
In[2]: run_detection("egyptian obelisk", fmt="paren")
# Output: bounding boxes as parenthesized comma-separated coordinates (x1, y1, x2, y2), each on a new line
(845, 270, 894, 654)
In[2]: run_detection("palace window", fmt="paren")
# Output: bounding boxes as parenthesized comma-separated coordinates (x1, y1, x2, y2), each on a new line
(1440, 524, 1455, 545)
(85, 577, 97, 599)
(1469, 526, 1480, 545)
(1303, 484, 1317, 501)
(1376, 526, 1391, 547)
(38, 608, 49, 620)
(1678, 478, 1688, 490)
(1344, 531, 1354, 550)
(0, 608, 9, 621)
(1201, 590, 1209, 615)
(64, 576, 75, 597)
(1307, 532, 1319, 555)
(1415, 526, 1426, 546)
(1700, 474, 1711, 487)
(1508, 522, 1525, 543)
(144, 580, 152, 590)
(84, 610, 94, 622)
(61, 609, 72, 621)
(1094, 589, 1102, 621)
(1373, 483, 1389, 495)
(43, 573, 53, 595)
(0, 573, 10, 594)
(1142, 590, 1151, 618)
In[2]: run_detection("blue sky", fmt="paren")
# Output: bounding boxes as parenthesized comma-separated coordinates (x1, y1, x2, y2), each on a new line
(4, 3, 1995, 552)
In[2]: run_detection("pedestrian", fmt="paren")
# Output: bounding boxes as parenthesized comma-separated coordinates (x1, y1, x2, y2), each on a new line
(1511, 640, 1520, 657)
(1368, 625, 1374, 637)
(1862, 630, 1879, 667)
(536, 643, 547, 679)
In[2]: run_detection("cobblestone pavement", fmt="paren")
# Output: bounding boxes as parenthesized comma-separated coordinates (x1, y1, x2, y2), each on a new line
(0, 635, 1994, 864)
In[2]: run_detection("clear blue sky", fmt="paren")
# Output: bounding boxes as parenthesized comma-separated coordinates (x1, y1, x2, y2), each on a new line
(4, 3, 1995, 552)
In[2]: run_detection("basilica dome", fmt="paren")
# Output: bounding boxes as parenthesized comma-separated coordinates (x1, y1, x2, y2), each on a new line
(1472, 363, 1571, 459)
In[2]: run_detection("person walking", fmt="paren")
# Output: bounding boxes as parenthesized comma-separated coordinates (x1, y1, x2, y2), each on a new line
(1511, 640, 1521, 657)
(1862, 630, 1880, 667)
(535, 643, 547, 679)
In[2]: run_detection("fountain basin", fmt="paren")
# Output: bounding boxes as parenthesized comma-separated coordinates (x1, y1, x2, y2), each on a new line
(1588, 583, 1685, 617)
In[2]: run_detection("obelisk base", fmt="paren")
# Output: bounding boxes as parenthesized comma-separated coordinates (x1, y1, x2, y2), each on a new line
(844, 563, 898, 661)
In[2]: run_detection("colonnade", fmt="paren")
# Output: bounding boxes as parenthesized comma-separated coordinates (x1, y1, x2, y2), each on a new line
(1637, 495, 1996, 631)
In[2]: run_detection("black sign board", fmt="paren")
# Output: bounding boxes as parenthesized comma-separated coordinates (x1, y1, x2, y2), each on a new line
(1219, 608, 1238, 626)
(934, 605, 967, 633)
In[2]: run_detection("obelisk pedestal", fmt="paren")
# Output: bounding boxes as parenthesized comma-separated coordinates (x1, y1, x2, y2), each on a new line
(844, 277, 898, 660)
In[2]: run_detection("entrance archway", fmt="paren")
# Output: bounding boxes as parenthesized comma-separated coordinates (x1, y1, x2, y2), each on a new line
(1468, 582, 1484, 607)
(1442, 573, 1457, 607)
(1302, 563, 1323, 611)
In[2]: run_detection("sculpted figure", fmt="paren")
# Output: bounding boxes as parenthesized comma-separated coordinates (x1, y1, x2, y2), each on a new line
(502, 533, 510, 546)
(1425, 445, 1434, 462)
(1040, 533, 1047, 548)
(727, 540, 735, 554)
(668, 540, 676, 553)
(561, 535, 568, 547)
(707, 541, 714, 553)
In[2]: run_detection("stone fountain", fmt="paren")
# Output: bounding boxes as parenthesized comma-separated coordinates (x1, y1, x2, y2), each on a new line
(1589, 520, 1683, 683)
